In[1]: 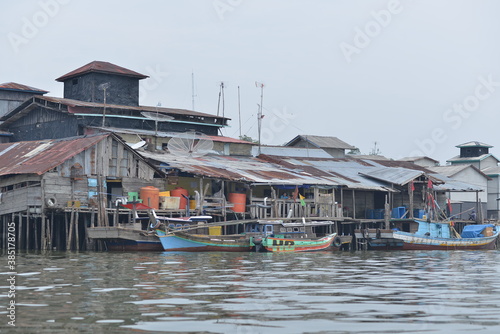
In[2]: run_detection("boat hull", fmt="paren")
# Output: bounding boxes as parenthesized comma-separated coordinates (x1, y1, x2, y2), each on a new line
(355, 229, 404, 250)
(393, 231, 499, 250)
(157, 230, 253, 252)
(105, 239, 163, 251)
(259, 233, 337, 252)
(87, 227, 162, 251)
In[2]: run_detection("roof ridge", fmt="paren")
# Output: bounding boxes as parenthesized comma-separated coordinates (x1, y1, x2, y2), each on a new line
(55, 61, 148, 82)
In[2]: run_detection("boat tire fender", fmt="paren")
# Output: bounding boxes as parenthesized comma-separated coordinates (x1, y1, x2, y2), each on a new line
(333, 236, 342, 248)
(149, 220, 161, 230)
(46, 197, 57, 207)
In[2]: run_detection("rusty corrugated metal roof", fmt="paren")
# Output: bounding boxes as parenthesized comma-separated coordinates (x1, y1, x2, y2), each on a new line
(285, 135, 356, 150)
(56, 61, 148, 81)
(45, 96, 226, 120)
(0, 134, 109, 176)
(88, 127, 251, 144)
(0, 82, 48, 93)
(0, 95, 229, 125)
(138, 150, 395, 191)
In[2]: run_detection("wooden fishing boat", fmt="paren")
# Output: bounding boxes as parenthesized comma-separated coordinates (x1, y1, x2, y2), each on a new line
(354, 228, 404, 250)
(153, 213, 256, 252)
(392, 220, 499, 250)
(247, 219, 341, 252)
(156, 229, 254, 252)
(86, 226, 163, 251)
(254, 232, 338, 252)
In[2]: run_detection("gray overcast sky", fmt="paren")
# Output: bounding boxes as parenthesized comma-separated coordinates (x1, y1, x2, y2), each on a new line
(2, 0, 500, 164)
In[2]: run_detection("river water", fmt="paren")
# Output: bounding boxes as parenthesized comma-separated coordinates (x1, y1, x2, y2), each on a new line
(1, 250, 500, 333)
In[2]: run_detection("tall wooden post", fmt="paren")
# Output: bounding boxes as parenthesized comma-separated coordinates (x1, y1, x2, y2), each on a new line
(340, 187, 344, 217)
(67, 208, 74, 250)
(384, 195, 390, 230)
(17, 213, 22, 250)
(75, 210, 80, 251)
(41, 213, 46, 250)
(26, 211, 30, 250)
(352, 190, 356, 219)
(271, 187, 277, 218)
(34, 217, 38, 250)
(409, 181, 414, 219)
(1, 216, 5, 250)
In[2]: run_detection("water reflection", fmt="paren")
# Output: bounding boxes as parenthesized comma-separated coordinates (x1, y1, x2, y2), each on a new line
(1, 250, 499, 333)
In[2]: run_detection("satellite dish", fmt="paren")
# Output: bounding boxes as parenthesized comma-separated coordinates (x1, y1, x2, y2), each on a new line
(167, 131, 214, 157)
(141, 111, 174, 122)
(127, 140, 147, 149)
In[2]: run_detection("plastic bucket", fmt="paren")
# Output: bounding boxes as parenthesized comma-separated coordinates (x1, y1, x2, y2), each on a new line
(140, 186, 160, 209)
(171, 187, 189, 209)
(228, 193, 246, 213)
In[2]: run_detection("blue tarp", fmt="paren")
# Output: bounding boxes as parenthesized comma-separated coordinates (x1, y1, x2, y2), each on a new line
(460, 224, 494, 238)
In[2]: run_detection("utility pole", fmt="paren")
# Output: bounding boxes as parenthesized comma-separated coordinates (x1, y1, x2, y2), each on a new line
(155, 102, 161, 149)
(99, 83, 110, 127)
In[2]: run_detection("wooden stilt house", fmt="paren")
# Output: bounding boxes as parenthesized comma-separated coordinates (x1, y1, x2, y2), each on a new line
(0, 133, 163, 251)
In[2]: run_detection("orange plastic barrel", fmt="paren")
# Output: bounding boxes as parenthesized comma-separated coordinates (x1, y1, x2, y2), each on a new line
(228, 193, 246, 213)
(171, 187, 189, 209)
(140, 186, 160, 209)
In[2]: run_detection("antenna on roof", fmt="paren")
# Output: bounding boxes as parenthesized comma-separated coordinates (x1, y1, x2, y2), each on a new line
(238, 85, 241, 138)
(191, 71, 196, 110)
(216, 82, 225, 118)
(99, 82, 110, 127)
(255, 81, 264, 155)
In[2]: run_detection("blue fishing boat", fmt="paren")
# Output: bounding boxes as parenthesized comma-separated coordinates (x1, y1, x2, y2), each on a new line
(393, 220, 499, 250)
(156, 229, 254, 252)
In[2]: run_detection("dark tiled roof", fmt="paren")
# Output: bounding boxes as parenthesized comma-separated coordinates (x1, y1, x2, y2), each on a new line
(0, 82, 48, 94)
(56, 61, 148, 81)
(456, 141, 493, 148)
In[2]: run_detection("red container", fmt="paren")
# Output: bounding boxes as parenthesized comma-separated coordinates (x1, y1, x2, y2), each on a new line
(228, 193, 246, 213)
(171, 187, 189, 209)
(140, 186, 159, 209)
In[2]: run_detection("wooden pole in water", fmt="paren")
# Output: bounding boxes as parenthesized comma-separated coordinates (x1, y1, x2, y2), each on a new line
(65, 212, 69, 245)
(57, 214, 62, 251)
(67, 208, 74, 250)
(46, 217, 51, 251)
(26, 210, 30, 250)
(41, 211, 46, 251)
(408, 181, 414, 219)
(114, 204, 119, 226)
(384, 195, 390, 230)
(340, 187, 344, 217)
(50, 211, 54, 250)
(1, 216, 5, 250)
(17, 212, 22, 250)
(75, 210, 80, 251)
(271, 187, 277, 218)
(34, 217, 38, 250)
(84, 214, 89, 251)
(352, 189, 356, 219)
(89, 212, 96, 251)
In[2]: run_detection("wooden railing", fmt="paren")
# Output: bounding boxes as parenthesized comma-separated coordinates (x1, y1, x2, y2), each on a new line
(249, 198, 343, 219)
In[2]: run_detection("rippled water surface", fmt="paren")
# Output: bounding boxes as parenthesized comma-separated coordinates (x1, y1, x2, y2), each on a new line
(1, 250, 500, 333)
